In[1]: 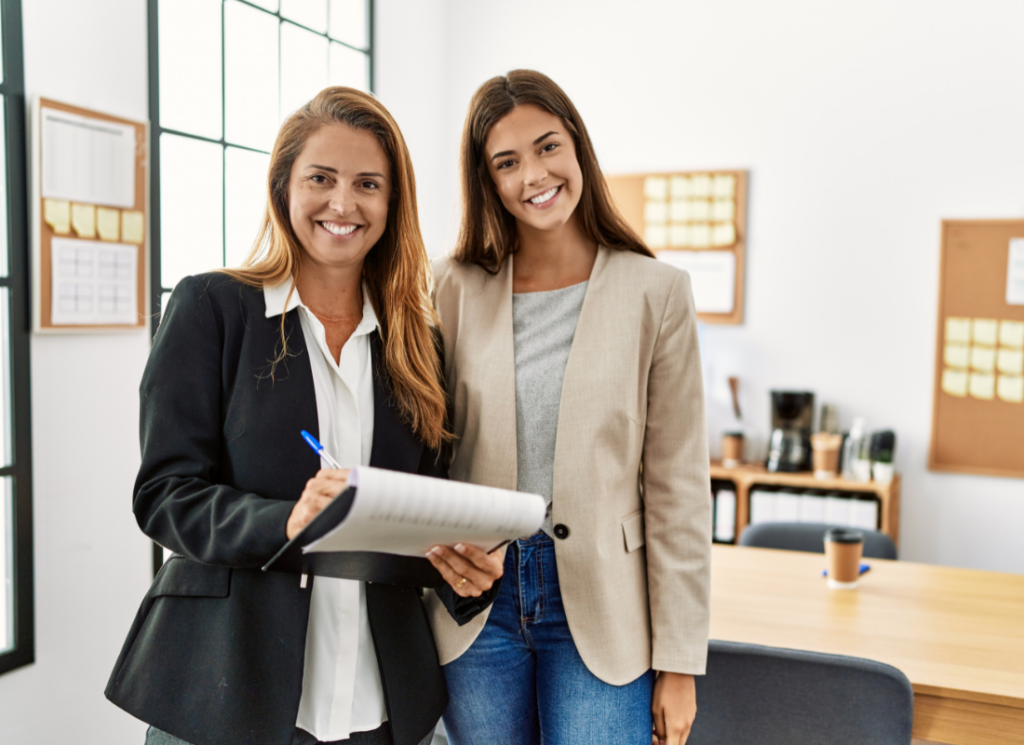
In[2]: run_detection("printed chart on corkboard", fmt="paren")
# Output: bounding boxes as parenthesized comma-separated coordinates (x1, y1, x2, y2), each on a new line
(31, 97, 148, 332)
(929, 220, 1024, 479)
(606, 170, 747, 324)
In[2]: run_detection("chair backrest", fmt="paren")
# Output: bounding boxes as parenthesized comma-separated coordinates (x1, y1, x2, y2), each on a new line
(738, 522, 898, 560)
(689, 640, 914, 745)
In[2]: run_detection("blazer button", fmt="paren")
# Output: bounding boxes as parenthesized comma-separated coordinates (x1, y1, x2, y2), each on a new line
(553, 524, 570, 539)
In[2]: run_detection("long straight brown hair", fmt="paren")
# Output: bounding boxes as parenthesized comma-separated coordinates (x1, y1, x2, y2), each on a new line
(221, 87, 448, 449)
(453, 69, 654, 272)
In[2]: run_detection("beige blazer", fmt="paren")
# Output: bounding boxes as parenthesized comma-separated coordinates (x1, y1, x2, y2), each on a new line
(426, 246, 712, 685)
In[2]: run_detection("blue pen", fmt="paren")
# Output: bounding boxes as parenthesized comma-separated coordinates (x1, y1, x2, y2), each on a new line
(301, 430, 344, 470)
(822, 563, 871, 578)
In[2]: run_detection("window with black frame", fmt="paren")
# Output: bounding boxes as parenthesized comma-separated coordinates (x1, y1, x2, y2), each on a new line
(147, 0, 373, 571)
(0, 0, 34, 677)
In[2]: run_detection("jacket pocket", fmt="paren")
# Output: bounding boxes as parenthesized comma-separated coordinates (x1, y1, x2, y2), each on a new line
(149, 555, 232, 599)
(621, 510, 646, 553)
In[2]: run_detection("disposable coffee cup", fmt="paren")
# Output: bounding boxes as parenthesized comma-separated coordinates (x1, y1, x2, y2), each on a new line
(811, 433, 842, 479)
(824, 528, 863, 589)
(722, 432, 744, 468)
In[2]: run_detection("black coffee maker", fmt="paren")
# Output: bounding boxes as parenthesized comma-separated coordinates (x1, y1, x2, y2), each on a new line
(766, 391, 815, 472)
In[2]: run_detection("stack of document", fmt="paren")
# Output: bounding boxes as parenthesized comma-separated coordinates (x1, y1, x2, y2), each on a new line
(749, 487, 878, 531)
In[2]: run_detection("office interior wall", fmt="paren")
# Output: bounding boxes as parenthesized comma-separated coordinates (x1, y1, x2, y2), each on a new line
(375, 0, 1024, 574)
(0, 0, 153, 743)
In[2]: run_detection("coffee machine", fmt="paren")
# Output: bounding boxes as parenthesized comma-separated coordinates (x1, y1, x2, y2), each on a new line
(766, 391, 815, 472)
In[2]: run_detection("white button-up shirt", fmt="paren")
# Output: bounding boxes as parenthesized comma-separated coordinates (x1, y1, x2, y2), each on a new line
(263, 279, 387, 741)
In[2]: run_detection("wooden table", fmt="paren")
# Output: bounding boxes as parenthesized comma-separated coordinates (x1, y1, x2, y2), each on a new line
(710, 545, 1024, 744)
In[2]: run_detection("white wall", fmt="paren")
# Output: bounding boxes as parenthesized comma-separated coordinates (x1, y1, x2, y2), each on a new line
(0, 1, 154, 743)
(375, 0, 1024, 574)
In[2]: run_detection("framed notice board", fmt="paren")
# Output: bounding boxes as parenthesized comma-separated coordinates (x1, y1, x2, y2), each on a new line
(30, 97, 148, 332)
(929, 220, 1024, 479)
(606, 170, 748, 324)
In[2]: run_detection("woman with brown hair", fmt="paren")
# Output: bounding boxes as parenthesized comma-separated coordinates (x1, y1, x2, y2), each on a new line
(428, 70, 712, 745)
(105, 87, 502, 745)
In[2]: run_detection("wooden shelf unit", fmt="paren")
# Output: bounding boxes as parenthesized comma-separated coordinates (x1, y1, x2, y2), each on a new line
(709, 462, 901, 547)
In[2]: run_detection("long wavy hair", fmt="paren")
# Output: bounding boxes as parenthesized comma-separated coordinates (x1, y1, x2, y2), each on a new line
(221, 87, 448, 449)
(453, 69, 654, 272)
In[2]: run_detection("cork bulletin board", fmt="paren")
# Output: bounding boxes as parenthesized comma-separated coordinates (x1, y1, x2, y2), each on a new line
(929, 220, 1024, 479)
(606, 170, 748, 325)
(31, 97, 148, 332)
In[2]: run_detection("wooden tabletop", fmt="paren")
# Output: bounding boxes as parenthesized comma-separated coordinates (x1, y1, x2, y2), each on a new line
(709, 545, 1024, 744)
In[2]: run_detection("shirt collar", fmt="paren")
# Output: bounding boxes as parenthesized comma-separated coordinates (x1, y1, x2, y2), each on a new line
(263, 278, 381, 337)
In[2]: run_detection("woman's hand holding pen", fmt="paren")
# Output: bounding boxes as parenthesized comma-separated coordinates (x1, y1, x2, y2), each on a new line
(287, 469, 350, 540)
(426, 543, 504, 598)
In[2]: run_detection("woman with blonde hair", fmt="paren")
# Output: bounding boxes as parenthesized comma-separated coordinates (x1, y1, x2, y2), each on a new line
(429, 70, 712, 745)
(106, 87, 502, 745)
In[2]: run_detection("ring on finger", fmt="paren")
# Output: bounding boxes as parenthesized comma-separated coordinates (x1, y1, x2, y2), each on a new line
(455, 576, 468, 589)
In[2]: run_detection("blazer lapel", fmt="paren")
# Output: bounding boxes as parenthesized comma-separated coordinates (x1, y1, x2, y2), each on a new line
(552, 246, 614, 504)
(368, 330, 423, 473)
(449, 255, 518, 492)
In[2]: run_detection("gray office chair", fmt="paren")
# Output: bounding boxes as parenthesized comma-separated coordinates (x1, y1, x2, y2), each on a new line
(739, 522, 898, 559)
(689, 640, 914, 745)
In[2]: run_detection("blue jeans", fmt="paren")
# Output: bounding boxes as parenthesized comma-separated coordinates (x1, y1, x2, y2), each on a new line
(442, 533, 654, 745)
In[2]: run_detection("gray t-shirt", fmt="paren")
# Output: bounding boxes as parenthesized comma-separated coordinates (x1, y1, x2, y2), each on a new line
(512, 281, 588, 536)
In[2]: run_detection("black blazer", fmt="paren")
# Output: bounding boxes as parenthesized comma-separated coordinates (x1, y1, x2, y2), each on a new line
(106, 274, 491, 745)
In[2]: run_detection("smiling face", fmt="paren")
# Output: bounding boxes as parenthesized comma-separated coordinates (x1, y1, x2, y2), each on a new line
(287, 122, 391, 275)
(484, 103, 584, 236)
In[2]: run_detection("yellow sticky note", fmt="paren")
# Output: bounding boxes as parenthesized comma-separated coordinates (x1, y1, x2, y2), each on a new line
(712, 222, 737, 247)
(997, 348, 1024, 376)
(121, 210, 144, 244)
(971, 346, 996, 372)
(644, 177, 668, 201)
(711, 198, 735, 221)
(644, 224, 667, 249)
(972, 319, 998, 346)
(999, 320, 1024, 349)
(997, 375, 1024, 403)
(691, 199, 711, 221)
(669, 224, 690, 248)
(969, 372, 995, 400)
(670, 199, 692, 222)
(44, 199, 71, 234)
(691, 174, 711, 197)
(713, 174, 736, 198)
(70, 203, 96, 238)
(942, 369, 968, 397)
(670, 176, 691, 199)
(946, 317, 971, 343)
(944, 343, 969, 369)
(690, 223, 712, 248)
(97, 207, 120, 242)
(644, 201, 668, 223)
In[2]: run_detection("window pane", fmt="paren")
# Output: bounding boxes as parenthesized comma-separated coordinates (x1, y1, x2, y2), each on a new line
(225, 147, 271, 268)
(225, 0, 279, 151)
(160, 134, 223, 289)
(329, 0, 367, 49)
(329, 43, 368, 92)
(281, 0, 327, 33)
(0, 97, 8, 277)
(158, 0, 222, 139)
(0, 5, 4, 85)
(1, 477, 11, 654)
(281, 23, 329, 121)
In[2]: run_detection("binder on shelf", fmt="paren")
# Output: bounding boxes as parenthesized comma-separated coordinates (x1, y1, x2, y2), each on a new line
(714, 489, 737, 543)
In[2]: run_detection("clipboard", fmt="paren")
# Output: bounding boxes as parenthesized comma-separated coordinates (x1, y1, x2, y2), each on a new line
(262, 486, 444, 587)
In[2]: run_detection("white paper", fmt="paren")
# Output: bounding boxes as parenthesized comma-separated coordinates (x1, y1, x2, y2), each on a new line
(50, 237, 137, 325)
(41, 107, 136, 208)
(713, 489, 736, 542)
(1008, 239, 1024, 305)
(303, 467, 547, 557)
(658, 250, 736, 314)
